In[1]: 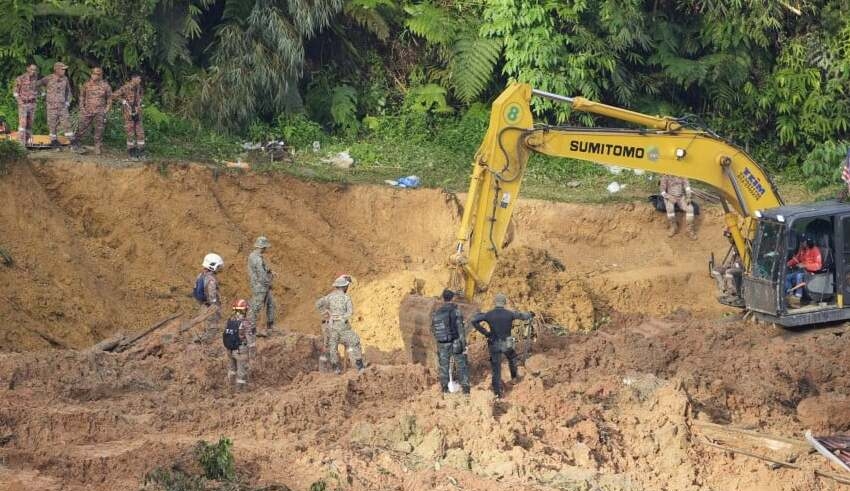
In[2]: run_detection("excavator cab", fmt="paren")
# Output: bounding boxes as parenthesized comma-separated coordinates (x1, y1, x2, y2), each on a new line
(744, 201, 850, 326)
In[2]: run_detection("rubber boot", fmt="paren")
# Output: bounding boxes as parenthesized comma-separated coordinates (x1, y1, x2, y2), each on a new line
(462, 385, 470, 395)
(355, 359, 366, 374)
(667, 218, 678, 237)
(71, 138, 83, 153)
(50, 139, 59, 151)
(686, 220, 697, 240)
(137, 146, 146, 161)
(332, 362, 342, 375)
(126, 147, 135, 161)
(94, 143, 102, 156)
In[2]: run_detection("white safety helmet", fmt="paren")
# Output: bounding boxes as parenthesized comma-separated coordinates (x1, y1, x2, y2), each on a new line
(202, 253, 224, 272)
(332, 275, 351, 288)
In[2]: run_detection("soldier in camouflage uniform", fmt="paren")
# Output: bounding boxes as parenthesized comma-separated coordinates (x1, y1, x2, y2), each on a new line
(112, 75, 145, 160)
(660, 175, 696, 239)
(72, 67, 112, 155)
(247, 236, 277, 336)
(315, 275, 365, 374)
(38, 62, 73, 148)
(13, 64, 39, 145)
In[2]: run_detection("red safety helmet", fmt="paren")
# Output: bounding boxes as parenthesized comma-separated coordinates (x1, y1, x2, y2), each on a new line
(232, 299, 248, 310)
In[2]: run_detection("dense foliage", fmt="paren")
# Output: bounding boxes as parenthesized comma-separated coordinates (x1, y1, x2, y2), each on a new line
(1, 0, 849, 187)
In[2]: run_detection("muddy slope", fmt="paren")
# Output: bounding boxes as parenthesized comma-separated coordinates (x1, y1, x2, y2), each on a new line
(1, 160, 728, 351)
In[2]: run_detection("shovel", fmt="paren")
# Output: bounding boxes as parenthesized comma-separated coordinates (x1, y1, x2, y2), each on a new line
(447, 358, 461, 393)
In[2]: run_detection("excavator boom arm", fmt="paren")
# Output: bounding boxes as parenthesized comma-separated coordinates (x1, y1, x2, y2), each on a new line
(453, 83, 783, 298)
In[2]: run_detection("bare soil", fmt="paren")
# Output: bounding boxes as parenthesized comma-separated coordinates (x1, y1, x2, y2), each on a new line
(1, 158, 849, 490)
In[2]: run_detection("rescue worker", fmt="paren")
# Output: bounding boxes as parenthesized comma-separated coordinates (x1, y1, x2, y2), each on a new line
(225, 299, 251, 390)
(471, 293, 533, 399)
(431, 288, 470, 395)
(785, 234, 822, 308)
(13, 64, 39, 145)
(195, 252, 224, 342)
(38, 62, 73, 148)
(315, 275, 365, 374)
(660, 175, 697, 239)
(112, 74, 145, 160)
(72, 67, 112, 155)
(247, 236, 277, 336)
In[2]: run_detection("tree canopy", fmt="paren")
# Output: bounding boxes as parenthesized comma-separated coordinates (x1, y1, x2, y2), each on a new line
(1, 0, 848, 180)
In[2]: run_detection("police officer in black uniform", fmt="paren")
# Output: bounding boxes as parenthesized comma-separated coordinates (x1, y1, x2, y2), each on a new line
(431, 289, 470, 394)
(471, 293, 533, 398)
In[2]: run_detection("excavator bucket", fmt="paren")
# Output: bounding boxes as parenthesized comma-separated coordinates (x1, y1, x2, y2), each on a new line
(398, 293, 480, 370)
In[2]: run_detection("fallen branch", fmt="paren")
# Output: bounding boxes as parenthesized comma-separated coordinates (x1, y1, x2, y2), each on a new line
(113, 313, 181, 352)
(89, 333, 125, 352)
(178, 306, 219, 334)
(700, 437, 850, 485)
(28, 326, 69, 349)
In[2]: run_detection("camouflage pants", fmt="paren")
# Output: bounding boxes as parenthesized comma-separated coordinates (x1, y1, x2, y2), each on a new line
(227, 345, 249, 385)
(47, 104, 72, 138)
(327, 323, 362, 365)
(199, 304, 221, 341)
(122, 110, 144, 148)
(17, 102, 35, 143)
(244, 325, 257, 361)
(249, 289, 276, 328)
(437, 340, 470, 392)
(664, 195, 694, 220)
(76, 110, 106, 148)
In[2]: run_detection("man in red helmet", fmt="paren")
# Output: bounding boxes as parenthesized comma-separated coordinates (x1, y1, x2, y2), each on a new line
(224, 298, 251, 390)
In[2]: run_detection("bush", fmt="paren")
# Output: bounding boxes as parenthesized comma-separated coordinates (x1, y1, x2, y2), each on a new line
(801, 140, 848, 191)
(195, 437, 236, 481)
(0, 138, 26, 170)
(143, 468, 206, 491)
(274, 113, 327, 149)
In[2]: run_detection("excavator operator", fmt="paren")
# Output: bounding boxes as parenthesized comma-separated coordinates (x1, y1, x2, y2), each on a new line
(785, 234, 822, 307)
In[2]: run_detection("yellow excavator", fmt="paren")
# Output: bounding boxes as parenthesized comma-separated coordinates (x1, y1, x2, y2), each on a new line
(400, 82, 850, 353)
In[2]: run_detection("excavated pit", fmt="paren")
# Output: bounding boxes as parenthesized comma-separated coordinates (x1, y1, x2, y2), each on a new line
(1, 158, 849, 490)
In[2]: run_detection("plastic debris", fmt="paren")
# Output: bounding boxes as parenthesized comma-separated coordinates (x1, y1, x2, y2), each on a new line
(324, 150, 354, 169)
(607, 181, 626, 193)
(386, 175, 421, 189)
(607, 166, 623, 175)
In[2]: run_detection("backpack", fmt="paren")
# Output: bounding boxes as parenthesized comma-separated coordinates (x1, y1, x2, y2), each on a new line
(431, 305, 456, 343)
(223, 319, 241, 351)
(192, 273, 207, 303)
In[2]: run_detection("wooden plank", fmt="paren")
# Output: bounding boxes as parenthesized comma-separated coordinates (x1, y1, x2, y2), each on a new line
(693, 421, 811, 453)
(701, 437, 850, 485)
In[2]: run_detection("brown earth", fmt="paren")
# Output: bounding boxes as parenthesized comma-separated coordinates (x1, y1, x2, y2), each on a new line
(1, 158, 849, 490)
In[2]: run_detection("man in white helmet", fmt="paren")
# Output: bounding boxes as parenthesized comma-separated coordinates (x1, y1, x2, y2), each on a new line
(247, 236, 277, 336)
(315, 275, 365, 374)
(193, 252, 224, 342)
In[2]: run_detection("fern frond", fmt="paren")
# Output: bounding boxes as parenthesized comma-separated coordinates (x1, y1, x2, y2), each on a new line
(449, 35, 501, 102)
(330, 84, 359, 133)
(344, 1, 390, 41)
(404, 3, 457, 45)
(405, 83, 453, 113)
